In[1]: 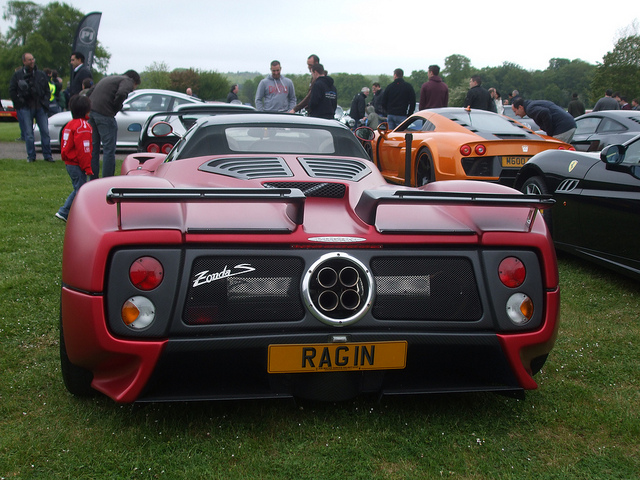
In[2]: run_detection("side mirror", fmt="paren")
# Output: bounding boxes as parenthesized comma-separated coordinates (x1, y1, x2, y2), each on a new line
(354, 126, 375, 142)
(601, 144, 625, 165)
(151, 121, 174, 137)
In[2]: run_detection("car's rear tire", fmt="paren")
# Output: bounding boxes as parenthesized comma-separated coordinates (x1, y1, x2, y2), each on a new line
(521, 176, 548, 195)
(415, 148, 434, 186)
(521, 176, 552, 232)
(60, 313, 95, 397)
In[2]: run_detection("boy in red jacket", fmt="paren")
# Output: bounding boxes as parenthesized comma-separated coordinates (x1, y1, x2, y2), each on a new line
(55, 95, 93, 222)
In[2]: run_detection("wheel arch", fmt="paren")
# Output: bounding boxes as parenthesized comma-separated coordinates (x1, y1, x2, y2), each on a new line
(514, 163, 547, 191)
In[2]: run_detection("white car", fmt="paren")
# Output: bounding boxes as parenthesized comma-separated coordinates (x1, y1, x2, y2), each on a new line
(34, 89, 204, 149)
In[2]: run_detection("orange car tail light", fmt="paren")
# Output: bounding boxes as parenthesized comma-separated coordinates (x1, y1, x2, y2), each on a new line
(129, 256, 164, 290)
(475, 144, 486, 155)
(460, 145, 472, 156)
(557, 146, 576, 151)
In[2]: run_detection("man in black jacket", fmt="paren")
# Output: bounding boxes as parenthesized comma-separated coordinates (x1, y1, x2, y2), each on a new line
(87, 70, 141, 179)
(350, 87, 368, 129)
(9, 52, 53, 162)
(512, 97, 576, 143)
(381, 69, 416, 130)
(69, 52, 93, 97)
(464, 76, 496, 112)
(308, 64, 337, 120)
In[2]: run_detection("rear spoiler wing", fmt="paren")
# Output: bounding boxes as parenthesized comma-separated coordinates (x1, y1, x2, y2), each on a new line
(107, 187, 553, 233)
(107, 187, 306, 229)
(355, 190, 555, 232)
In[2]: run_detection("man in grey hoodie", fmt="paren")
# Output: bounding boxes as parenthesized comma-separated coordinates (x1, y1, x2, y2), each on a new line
(255, 60, 296, 112)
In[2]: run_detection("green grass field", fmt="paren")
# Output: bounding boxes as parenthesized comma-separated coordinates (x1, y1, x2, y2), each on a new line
(0, 154, 638, 479)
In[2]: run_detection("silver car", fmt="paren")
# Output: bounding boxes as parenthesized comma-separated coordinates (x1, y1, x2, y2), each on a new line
(34, 89, 204, 149)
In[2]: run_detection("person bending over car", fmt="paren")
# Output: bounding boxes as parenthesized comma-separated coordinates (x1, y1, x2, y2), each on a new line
(87, 70, 141, 179)
(511, 97, 576, 143)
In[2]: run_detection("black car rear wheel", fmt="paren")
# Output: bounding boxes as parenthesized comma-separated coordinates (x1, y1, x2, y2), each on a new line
(521, 176, 552, 232)
(522, 176, 549, 195)
(415, 148, 435, 186)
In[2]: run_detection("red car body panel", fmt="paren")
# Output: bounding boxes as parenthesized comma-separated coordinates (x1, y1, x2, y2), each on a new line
(60, 115, 559, 403)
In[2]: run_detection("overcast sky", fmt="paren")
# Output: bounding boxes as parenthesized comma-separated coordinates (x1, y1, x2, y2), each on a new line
(1, 0, 638, 76)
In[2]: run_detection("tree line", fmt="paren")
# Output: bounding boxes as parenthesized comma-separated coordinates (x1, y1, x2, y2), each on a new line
(2, 1, 638, 111)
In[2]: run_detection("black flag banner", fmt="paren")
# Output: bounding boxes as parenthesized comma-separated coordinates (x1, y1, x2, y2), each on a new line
(71, 12, 102, 72)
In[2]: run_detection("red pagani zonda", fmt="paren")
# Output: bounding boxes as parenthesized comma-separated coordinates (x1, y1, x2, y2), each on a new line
(60, 114, 559, 403)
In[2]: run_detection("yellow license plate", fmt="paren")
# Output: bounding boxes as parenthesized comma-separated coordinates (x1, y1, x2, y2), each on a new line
(268, 341, 407, 373)
(502, 156, 530, 167)
(0, 112, 13, 116)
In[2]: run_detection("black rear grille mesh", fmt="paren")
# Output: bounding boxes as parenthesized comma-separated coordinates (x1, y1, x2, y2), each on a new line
(183, 255, 482, 325)
(263, 182, 346, 198)
(371, 257, 482, 321)
(184, 256, 304, 324)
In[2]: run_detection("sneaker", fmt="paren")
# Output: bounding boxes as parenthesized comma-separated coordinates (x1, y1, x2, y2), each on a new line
(45, 157, 55, 162)
(54, 212, 67, 222)
(27, 158, 35, 163)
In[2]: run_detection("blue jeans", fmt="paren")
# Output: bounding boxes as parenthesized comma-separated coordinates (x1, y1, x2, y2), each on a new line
(58, 164, 87, 219)
(386, 114, 407, 131)
(19, 106, 52, 160)
(89, 111, 117, 179)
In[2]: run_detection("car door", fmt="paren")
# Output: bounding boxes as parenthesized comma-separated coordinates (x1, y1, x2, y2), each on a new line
(117, 94, 174, 146)
(376, 117, 427, 181)
(576, 138, 640, 268)
(572, 116, 601, 152)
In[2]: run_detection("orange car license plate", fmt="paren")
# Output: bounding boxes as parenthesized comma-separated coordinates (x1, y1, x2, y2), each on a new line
(268, 341, 407, 373)
(502, 156, 530, 167)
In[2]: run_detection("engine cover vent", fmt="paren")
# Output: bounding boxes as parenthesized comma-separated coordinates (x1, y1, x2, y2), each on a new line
(200, 157, 293, 179)
(299, 157, 371, 181)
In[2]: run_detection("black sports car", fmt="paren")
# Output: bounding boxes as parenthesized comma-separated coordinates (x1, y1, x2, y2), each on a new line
(571, 110, 640, 152)
(515, 133, 640, 280)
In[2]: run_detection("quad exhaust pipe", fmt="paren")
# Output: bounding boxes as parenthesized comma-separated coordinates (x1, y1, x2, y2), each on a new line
(316, 266, 362, 312)
(302, 252, 374, 327)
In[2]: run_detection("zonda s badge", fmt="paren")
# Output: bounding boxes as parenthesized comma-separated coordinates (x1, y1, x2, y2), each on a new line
(192, 264, 255, 287)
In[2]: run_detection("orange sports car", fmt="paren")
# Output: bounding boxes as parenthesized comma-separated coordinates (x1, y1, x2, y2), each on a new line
(361, 107, 573, 187)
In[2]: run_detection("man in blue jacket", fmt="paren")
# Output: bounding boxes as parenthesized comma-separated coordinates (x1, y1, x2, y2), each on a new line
(512, 97, 576, 143)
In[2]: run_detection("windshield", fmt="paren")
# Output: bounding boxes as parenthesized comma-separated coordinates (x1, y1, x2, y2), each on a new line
(439, 111, 531, 135)
(171, 123, 369, 160)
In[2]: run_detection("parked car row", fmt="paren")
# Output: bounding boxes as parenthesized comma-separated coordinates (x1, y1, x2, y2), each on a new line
(34, 89, 205, 149)
(0, 99, 18, 121)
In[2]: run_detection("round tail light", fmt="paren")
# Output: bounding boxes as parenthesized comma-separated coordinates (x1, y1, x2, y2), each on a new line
(129, 256, 164, 290)
(498, 257, 526, 288)
(475, 144, 486, 155)
(122, 296, 156, 329)
(146, 143, 160, 153)
(506, 293, 534, 325)
(460, 145, 472, 156)
(161, 143, 173, 154)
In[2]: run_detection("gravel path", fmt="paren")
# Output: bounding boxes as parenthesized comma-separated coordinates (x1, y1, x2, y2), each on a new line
(0, 141, 132, 161)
